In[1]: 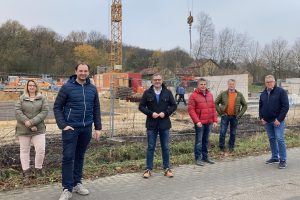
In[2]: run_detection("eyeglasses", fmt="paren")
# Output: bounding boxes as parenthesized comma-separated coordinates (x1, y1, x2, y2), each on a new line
(153, 79, 162, 81)
(28, 84, 37, 87)
(265, 81, 274, 83)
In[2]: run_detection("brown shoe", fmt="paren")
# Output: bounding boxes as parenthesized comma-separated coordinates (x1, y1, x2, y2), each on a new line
(143, 169, 151, 178)
(164, 168, 174, 178)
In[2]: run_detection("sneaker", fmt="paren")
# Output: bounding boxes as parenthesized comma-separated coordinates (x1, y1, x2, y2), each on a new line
(278, 160, 287, 169)
(73, 183, 89, 195)
(164, 168, 174, 178)
(143, 169, 151, 178)
(59, 189, 72, 200)
(202, 159, 215, 164)
(265, 158, 280, 164)
(196, 160, 204, 166)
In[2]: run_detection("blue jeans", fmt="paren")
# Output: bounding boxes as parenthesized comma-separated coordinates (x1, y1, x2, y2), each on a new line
(61, 126, 92, 192)
(219, 115, 238, 149)
(146, 129, 170, 170)
(264, 121, 287, 161)
(194, 124, 211, 161)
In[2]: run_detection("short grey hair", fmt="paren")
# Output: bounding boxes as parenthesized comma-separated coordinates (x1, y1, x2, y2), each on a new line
(197, 78, 207, 84)
(227, 79, 236, 83)
(152, 73, 163, 80)
(265, 75, 275, 81)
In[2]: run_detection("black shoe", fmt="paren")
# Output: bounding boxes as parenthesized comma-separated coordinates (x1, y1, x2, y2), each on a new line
(219, 147, 225, 152)
(195, 160, 204, 166)
(229, 148, 234, 153)
(265, 158, 279, 164)
(278, 160, 287, 169)
(202, 159, 215, 164)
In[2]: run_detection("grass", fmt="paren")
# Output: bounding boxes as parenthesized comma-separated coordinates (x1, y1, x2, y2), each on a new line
(249, 84, 263, 93)
(0, 130, 300, 191)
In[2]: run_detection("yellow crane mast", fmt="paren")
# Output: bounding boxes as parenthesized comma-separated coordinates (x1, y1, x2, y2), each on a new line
(110, 0, 122, 71)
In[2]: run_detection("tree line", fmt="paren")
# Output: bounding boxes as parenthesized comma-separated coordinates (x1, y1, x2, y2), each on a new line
(193, 12, 300, 82)
(0, 20, 192, 77)
(1, 18, 300, 82)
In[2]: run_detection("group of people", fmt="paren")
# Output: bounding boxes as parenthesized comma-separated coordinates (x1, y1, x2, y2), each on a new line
(15, 64, 289, 200)
(140, 73, 289, 179)
(15, 64, 101, 200)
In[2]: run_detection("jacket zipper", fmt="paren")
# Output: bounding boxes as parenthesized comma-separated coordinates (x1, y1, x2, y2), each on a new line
(67, 108, 72, 121)
(82, 85, 86, 127)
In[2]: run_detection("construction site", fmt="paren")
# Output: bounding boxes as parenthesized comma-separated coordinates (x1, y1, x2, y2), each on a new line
(1, 0, 300, 194)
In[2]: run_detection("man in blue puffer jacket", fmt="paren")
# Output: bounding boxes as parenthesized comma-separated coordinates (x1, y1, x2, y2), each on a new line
(259, 75, 289, 170)
(54, 63, 101, 200)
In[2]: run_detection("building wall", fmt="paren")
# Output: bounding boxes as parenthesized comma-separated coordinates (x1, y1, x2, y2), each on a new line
(195, 74, 249, 102)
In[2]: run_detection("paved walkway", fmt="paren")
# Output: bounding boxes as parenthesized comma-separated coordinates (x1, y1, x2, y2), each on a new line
(0, 148, 300, 200)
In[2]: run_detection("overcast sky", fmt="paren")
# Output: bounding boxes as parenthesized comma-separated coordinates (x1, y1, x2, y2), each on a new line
(1, 0, 300, 52)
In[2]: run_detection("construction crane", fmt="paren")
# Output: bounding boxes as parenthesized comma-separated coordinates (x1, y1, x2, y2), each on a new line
(187, 11, 193, 57)
(110, 0, 122, 71)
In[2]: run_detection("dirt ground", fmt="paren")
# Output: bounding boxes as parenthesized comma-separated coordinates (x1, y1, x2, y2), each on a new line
(0, 91, 20, 101)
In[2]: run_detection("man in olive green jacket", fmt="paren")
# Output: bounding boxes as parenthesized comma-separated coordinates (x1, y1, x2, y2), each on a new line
(215, 79, 247, 152)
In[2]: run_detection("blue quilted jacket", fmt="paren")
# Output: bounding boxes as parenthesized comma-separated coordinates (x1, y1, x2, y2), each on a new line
(53, 75, 102, 130)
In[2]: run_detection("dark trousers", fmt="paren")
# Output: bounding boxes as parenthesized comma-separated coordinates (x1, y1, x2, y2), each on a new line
(61, 126, 92, 192)
(219, 115, 238, 149)
(177, 94, 187, 105)
(194, 124, 211, 161)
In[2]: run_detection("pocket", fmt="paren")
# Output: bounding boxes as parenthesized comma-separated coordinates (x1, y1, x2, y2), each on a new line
(147, 97, 154, 102)
(62, 129, 76, 141)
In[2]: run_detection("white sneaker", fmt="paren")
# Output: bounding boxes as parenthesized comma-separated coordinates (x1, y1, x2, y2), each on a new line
(59, 189, 72, 200)
(73, 183, 89, 195)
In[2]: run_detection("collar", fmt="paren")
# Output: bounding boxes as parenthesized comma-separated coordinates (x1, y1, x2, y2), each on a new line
(153, 87, 162, 94)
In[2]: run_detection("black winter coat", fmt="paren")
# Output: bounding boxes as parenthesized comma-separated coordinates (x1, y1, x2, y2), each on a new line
(139, 84, 177, 130)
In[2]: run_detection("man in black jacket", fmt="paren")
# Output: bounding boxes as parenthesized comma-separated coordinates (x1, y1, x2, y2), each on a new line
(259, 75, 289, 169)
(139, 73, 177, 178)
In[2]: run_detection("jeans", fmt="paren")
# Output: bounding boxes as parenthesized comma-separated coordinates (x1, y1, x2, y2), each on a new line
(264, 121, 287, 161)
(146, 129, 170, 170)
(219, 115, 238, 149)
(194, 124, 211, 161)
(61, 126, 92, 192)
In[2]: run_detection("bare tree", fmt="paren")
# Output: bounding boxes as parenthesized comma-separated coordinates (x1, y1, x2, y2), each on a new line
(291, 38, 300, 73)
(243, 41, 266, 82)
(263, 38, 291, 79)
(87, 31, 108, 49)
(66, 31, 87, 44)
(217, 28, 249, 64)
(192, 12, 216, 60)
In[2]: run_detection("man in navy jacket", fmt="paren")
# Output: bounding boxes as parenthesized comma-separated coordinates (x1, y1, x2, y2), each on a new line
(259, 75, 289, 169)
(54, 63, 101, 200)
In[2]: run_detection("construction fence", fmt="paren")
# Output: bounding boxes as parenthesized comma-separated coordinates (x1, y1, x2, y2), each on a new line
(1, 75, 300, 144)
(2, 75, 300, 171)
